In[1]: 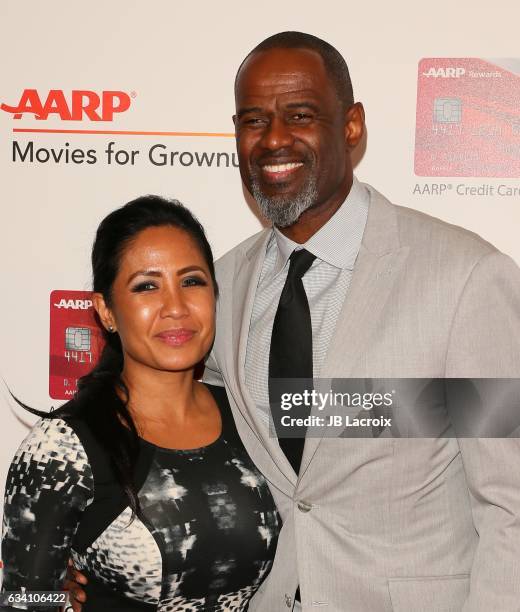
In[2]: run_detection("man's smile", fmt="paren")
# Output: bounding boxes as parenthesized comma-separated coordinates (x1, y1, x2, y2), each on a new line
(259, 161, 305, 182)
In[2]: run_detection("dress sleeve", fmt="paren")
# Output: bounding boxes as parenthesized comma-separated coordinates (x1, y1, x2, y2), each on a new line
(1, 418, 94, 610)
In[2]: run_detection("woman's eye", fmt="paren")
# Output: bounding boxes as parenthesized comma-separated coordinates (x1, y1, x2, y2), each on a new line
(131, 281, 157, 292)
(182, 276, 207, 287)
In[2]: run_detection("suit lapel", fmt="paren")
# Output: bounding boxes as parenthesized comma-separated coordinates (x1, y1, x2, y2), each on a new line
(299, 187, 410, 481)
(231, 230, 298, 489)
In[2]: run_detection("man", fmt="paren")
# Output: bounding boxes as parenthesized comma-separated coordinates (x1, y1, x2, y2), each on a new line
(70, 32, 520, 611)
(203, 32, 520, 611)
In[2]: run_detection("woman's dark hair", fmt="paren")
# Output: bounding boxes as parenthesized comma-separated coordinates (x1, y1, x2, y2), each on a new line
(28, 195, 218, 516)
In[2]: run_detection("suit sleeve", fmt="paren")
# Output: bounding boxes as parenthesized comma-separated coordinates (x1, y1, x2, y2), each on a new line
(1, 418, 93, 611)
(445, 251, 520, 611)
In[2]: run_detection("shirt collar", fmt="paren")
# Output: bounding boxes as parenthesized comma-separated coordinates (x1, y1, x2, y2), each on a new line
(271, 177, 369, 275)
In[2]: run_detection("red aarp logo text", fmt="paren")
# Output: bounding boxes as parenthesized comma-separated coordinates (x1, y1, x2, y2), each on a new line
(0, 89, 132, 121)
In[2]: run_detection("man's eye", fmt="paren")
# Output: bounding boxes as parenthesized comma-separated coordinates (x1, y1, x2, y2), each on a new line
(131, 281, 157, 292)
(291, 113, 312, 122)
(182, 276, 207, 287)
(243, 117, 267, 126)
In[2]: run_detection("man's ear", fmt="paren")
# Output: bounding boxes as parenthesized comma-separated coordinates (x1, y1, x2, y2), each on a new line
(92, 292, 116, 333)
(344, 102, 365, 149)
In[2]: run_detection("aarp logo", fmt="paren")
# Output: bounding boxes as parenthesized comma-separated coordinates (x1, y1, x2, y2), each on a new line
(421, 67, 466, 78)
(0, 89, 133, 121)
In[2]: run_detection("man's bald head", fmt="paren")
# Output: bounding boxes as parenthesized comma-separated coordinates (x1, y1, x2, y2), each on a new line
(235, 31, 354, 110)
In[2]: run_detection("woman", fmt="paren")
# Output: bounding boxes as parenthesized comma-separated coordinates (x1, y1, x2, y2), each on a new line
(1, 196, 280, 611)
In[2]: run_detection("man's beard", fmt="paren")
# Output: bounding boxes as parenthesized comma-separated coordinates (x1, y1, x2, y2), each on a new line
(250, 171, 318, 228)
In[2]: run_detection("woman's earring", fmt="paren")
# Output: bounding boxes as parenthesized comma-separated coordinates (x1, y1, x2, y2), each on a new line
(108, 325, 115, 333)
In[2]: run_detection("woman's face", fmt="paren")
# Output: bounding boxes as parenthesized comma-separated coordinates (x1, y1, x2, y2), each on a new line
(95, 225, 216, 376)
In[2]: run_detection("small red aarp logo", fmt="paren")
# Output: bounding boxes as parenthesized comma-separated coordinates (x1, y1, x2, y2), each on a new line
(0, 89, 132, 121)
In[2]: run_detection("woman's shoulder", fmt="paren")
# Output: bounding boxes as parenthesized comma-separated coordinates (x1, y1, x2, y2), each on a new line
(8, 415, 94, 506)
(203, 382, 233, 424)
(13, 407, 93, 478)
(18, 415, 83, 454)
(203, 382, 230, 408)
(202, 382, 243, 443)
(3, 417, 95, 561)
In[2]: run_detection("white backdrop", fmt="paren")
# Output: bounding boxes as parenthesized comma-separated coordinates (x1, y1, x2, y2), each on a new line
(1, 0, 519, 568)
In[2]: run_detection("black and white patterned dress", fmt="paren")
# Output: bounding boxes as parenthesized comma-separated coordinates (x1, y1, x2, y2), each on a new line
(1, 385, 280, 611)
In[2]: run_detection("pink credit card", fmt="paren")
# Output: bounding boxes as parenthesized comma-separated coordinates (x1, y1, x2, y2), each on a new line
(415, 58, 520, 177)
(49, 290, 105, 399)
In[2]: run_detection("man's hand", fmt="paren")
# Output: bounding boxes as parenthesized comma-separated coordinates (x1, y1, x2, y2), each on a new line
(63, 559, 88, 612)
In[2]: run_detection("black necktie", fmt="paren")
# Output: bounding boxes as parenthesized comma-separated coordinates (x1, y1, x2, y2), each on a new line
(269, 249, 316, 474)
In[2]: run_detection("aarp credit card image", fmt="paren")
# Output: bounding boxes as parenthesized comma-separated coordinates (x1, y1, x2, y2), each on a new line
(49, 290, 105, 400)
(415, 58, 520, 177)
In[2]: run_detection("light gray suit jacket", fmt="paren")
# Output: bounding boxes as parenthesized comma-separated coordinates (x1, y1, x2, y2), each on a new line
(204, 184, 520, 611)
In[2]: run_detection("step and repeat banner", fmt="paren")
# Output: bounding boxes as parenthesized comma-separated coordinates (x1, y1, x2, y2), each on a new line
(1, 0, 519, 554)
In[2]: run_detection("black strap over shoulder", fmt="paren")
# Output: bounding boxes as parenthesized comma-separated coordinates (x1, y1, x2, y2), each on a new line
(66, 418, 154, 552)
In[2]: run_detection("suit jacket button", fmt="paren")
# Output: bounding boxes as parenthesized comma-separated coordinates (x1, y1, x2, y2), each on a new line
(285, 594, 293, 607)
(297, 500, 312, 512)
